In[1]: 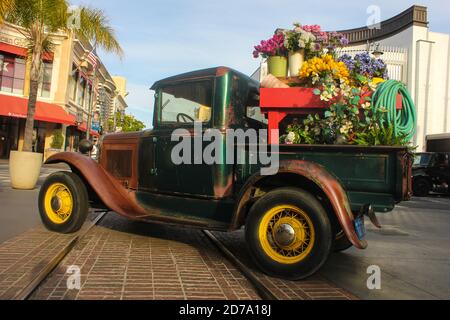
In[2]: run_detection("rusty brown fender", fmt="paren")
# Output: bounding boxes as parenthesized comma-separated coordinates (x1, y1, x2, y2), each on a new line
(46, 152, 147, 218)
(232, 160, 368, 250)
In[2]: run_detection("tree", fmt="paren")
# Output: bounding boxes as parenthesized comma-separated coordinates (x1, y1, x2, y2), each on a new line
(0, 0, 14, 24)
(108, 112, 146, 133)
(2, 0, 123, 152)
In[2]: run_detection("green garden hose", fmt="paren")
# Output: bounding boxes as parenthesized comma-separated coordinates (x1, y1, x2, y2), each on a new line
(371, 79, 417, 142)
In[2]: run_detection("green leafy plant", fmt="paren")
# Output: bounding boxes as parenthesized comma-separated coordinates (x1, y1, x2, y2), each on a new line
(50, 130, 64, 149)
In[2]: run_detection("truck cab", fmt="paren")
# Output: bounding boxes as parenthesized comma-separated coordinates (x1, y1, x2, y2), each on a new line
(40, 67, 412, 280)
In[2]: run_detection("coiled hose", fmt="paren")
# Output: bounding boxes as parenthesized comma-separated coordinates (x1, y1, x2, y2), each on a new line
(371, 79, 417, 142)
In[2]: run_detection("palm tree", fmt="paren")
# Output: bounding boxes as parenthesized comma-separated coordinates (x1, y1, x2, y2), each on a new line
(1, 0, 123, 152)
(0, 0, 14, 24)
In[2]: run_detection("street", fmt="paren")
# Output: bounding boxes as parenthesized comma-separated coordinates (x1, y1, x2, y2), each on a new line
(0, 162, 449, 300)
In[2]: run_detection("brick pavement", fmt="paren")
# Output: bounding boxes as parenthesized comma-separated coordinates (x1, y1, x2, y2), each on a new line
(30, 213, 259, 300)
(0, 211, 357, 300)
(212, 230, 358, 300)
(0, 212, 98, 299)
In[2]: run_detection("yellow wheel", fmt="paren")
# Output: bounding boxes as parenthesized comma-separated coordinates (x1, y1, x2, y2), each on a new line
(246, 188, 333, 280)
(258, 205, 315, 264)
(44, 183, 74, 224)
(39, 172, 89, 233)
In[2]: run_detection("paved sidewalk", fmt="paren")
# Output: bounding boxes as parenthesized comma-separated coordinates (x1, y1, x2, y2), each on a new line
(31, 213, 260, 300)
(0, 212, 99, 299)
(213, 230, 357, 300)
(0, 161, 69, 244)
(0, 212, 356, 300)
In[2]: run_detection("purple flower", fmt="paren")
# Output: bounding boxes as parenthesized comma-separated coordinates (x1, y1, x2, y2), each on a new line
(340, 36, 349, 46)
(338, 54, 355, 71)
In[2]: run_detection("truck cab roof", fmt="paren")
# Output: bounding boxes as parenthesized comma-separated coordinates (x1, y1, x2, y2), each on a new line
(150, 66, 259, 91)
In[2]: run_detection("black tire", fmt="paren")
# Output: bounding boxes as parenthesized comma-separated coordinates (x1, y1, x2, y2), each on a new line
(38, 171, 89, 234)
(413, 177, 431, 197)
(245, 187, 333, 280)
(334, 230, 353, 252)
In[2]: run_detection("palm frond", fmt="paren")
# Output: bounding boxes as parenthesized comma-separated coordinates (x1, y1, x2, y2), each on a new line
(5, 0, 68, 30)
(0, 0, 15, 23)
(78, 7, 123, 57)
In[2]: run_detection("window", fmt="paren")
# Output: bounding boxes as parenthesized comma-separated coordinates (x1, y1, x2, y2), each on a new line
(38, 62, 53, 98)
(414, 154, 432, 167)
(0, 54, 26, 95)
(158, 80, 212, 126)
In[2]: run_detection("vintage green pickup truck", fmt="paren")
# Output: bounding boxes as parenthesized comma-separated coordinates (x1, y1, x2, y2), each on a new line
(39, 67, 412, 280)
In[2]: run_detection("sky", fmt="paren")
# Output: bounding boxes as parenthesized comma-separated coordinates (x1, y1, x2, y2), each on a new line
(71, 0, 450, 129)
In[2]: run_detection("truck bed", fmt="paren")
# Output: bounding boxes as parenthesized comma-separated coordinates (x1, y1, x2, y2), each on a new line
(242, 144, 412, 213)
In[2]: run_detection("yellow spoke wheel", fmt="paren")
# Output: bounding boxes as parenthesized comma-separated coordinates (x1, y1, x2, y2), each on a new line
(259, 205, 315, 264)
(44, 183, 74, 224)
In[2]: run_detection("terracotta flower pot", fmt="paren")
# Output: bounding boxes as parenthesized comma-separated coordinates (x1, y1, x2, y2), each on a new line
(288, 50, 305, 77)
(9, 151, 43, 190)
(267, 56, 288, 77)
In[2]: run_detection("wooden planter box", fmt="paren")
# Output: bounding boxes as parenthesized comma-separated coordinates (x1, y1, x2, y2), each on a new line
(259, 87, 403, 144)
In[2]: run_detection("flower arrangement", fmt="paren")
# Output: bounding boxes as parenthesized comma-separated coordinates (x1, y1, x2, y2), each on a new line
(338, 53, 388, 86)
(281, 85, 407, 146)
(253, 23, 349, 60)
(301, 25, 348, 55)
(252, 22, 409, 147)
(299, 54, 350, 86)
(253, 33, 287, 58)
(282, 23, 316, 53)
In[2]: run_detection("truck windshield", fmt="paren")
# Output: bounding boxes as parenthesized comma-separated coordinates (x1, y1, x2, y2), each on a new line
(158, 80, 212, 125)
(414, 153, 432, 166)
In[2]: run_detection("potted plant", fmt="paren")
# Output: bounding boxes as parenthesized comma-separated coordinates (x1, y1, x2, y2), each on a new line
(283, 23, 316, 77)
(3, 0, 123, 190)
(253, 33, 288, 77)
(44, 130, 64, 162)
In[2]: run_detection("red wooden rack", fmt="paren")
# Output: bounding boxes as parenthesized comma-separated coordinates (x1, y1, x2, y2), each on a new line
(259, 87, 403, 144)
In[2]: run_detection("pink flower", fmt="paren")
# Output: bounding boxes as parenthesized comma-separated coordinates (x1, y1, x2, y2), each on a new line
(302, 24, 322, 34)
(252, 33, 287, 58)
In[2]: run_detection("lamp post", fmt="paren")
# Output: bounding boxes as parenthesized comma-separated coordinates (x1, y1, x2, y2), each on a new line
(86, 66, 97, 141)
(367, 41, 384, 58)
(112, 90, 119, 133)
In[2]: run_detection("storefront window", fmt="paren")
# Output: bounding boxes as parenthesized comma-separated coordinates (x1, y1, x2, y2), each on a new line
(0, 54, 26, 95)
(38, 62, 53, 98)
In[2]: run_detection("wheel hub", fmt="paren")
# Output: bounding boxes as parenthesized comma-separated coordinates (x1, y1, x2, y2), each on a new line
(273, 223, 296, 247)
(51, 196, 62, 212)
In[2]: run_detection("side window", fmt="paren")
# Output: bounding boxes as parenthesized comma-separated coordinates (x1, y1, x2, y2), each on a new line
(158, 80, 212, 126)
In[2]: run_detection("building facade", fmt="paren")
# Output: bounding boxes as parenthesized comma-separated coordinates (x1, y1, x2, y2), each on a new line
(254, 5, 450, 152)
(0, 22, 128, 159)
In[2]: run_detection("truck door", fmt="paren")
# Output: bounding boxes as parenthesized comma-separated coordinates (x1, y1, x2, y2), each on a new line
(139, 79, 215, 196)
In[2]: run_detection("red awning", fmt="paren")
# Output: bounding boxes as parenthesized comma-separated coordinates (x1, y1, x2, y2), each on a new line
(0, 42, 54, 61)
(0, 94, 75, 125)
